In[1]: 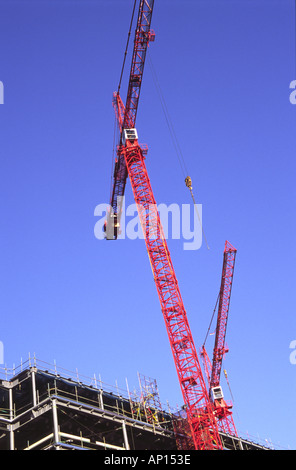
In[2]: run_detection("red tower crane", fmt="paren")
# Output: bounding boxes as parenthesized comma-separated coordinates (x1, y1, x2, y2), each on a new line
(201, 240, 237, 435)
(105, 0, 155, 240)
(105, 0, 222, 450)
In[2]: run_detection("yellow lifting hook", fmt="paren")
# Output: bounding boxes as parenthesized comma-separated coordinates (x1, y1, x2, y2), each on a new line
(185, 176, 192, 190)
(184, 175, 210, 250)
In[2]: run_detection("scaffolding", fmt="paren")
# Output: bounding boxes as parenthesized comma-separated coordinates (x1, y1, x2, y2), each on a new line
(137, 373, 163, 426)
(0, 358, 178, 450)
(0, 357, 272, 450)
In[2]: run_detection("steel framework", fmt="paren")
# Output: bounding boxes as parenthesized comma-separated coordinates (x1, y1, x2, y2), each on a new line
(211, 241, 237, 389)
(106, 0, 155, 239)
(117, 138, 222, 450)
(201, 241, 237, 436)
(138, 373, 163, 425)
(0, 359, 271, 450)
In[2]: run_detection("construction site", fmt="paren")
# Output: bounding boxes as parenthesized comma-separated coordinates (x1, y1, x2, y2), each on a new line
(0, 0, 294, 452)
(0, 357, 270, 450)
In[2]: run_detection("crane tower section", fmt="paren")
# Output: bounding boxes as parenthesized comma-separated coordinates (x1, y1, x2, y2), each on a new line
(107, 0, 223, 450)
(210, 241, 237, 391)
(106, 0, 155, 240)
(208, 240, 238, 436)
(118, 131, 222, 450)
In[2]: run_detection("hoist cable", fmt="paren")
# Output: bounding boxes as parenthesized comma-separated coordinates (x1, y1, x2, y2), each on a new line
(147, 51, 188, 178)
(185, 176, 210, 250)
(224, 370, 235, 405)
(110, 0, 137, 203)
(118, 0, 137, 95)
(202, 290, 220, 348)
(148, 51, 210, 249)
(109, 113, 118, 203)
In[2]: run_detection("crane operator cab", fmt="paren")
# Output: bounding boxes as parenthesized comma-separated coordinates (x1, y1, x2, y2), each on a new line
(122, 128, 138, 146)
(210, 385, 224, 402)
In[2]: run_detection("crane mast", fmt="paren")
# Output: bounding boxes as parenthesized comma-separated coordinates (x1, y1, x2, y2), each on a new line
(119, 135, 221, 450)
(107, 0, 223, 449)
(106, 0, 155, 240)
(201, 241, 237, 436)
(211, 241, 237, 389)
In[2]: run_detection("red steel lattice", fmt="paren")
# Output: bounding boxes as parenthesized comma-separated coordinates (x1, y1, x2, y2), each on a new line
(119, 139, 222, 450)
(210, 241, 237, 389)
(107, 0, 223, 450)
(108, 0, 155, 237)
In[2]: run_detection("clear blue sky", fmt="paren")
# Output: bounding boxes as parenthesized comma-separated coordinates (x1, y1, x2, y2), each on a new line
(0, 0, 295, 450)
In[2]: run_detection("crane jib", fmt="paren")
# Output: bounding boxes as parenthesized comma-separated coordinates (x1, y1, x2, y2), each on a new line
(107, 0, 156, 239)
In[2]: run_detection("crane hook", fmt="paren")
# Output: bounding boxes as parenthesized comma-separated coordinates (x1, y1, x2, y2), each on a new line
(184, 175, 210, 250)
(185, 176, 192, 190)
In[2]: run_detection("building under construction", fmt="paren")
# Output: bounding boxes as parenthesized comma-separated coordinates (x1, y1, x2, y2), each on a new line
(0, 358, 270, 451)
(0, 0, 279, 451)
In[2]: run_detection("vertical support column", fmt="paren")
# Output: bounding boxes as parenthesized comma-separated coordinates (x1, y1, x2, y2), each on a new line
(52, 399, 60, 446)
(31, 368, 37, 407)
(9, 388, 14, 450)
(122, 421, 130, 450)
(238, 437, 244, 450)
(99, 388, 104, 410)
(9, 424, 14, 451)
